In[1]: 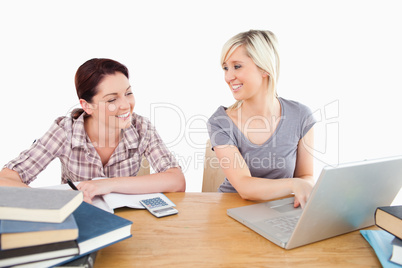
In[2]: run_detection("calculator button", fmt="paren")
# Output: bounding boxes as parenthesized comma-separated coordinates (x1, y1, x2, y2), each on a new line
(143, 197, 168, 208)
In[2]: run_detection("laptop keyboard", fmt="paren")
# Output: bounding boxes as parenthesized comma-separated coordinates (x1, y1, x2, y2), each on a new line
(265, 215, 300, 234)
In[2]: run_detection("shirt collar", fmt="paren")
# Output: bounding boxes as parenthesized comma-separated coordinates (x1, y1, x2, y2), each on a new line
(121, 115, 140, 149)
(71, 113, 88, 149)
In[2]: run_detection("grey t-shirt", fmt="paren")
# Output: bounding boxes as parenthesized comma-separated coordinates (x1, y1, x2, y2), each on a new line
(207, 97, 316, 193)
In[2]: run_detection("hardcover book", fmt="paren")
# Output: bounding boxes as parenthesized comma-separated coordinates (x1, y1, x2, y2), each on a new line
(0, 240, 78, 267)
(72, 202, 133, 255)
(12, 202, 133, 268)
(0, 214, 78, 250)
(0, 187, 83, 223)
(57, 251, 98, 268)
(375, 205, 402, 240)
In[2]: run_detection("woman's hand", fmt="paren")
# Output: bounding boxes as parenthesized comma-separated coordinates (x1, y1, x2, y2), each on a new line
(291, 178, 314, 209)
(76, 179, 113, 204)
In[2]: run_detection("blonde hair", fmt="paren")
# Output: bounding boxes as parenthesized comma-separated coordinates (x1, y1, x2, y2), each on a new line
(221, 30, 280, 110)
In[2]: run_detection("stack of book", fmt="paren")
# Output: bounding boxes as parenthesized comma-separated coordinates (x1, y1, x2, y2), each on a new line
(360, 205, 402, 267)
(0, 187, 133, 267)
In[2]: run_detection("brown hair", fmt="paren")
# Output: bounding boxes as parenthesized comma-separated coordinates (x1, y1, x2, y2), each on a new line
(71, 58, 129, 119)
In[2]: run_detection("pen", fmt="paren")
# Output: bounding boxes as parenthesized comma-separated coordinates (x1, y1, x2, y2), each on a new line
(67, 179, 78, 190)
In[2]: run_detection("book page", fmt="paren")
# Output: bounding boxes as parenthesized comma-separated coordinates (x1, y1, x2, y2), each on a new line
(102, 192, 176, 210)
(91, 196, 114, 213)
(39, 182, 175, 213)
(39, 183, 113, 213)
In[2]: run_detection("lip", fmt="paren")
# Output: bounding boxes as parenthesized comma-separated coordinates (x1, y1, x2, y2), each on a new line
(231, 84, 243, 92)
(116, 112, 131, 120)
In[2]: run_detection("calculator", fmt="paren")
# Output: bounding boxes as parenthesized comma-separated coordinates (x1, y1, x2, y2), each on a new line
(139, 197, 178, 218)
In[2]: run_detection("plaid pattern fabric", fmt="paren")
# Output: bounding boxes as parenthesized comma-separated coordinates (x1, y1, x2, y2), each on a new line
(5, 113, 180, 184)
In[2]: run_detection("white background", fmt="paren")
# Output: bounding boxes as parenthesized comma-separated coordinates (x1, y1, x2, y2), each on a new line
(1, 1, 401, 202)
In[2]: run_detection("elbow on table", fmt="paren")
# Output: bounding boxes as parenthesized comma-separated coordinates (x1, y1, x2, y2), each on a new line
(235, 186, 261, 201)
(161, 167, 186, 192)
(230, 177, 260, 201)
(171, 169, 186, 192)
(237, 191, 259, 201)
(175, 176, 186, 192)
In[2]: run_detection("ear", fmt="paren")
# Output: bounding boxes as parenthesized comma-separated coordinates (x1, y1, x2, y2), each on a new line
(262, 71, 270, 78)
(79, 99, 94, 115)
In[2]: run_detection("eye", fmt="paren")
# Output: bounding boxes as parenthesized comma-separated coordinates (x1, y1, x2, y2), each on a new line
(222, 66, 228, 71)
(107, 99, 116, 103)
(234, 65, 241, 69)
(126, 91, 133, 96)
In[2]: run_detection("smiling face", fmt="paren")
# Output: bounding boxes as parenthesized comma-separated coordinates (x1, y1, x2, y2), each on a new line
(82, 72, 135, 133)
(222, 45, 269, 102)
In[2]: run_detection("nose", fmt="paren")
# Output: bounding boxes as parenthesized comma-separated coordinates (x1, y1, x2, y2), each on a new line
(225, 68, 235, 84)
(119, 96, 131, 110)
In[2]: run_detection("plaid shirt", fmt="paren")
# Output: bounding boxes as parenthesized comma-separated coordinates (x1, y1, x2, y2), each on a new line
(5, 113, 180, 184)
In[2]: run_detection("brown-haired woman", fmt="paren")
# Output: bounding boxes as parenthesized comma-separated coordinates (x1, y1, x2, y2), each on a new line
(0, 58, 186, 202)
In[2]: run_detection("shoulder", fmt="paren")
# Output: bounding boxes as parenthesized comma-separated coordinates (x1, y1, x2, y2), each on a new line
(208, 106, 226, 119)
(55, 115, 73, 127)
(207, 106, 232, 127)
(279, 97, 313, 117)
(210, 106, 227, 117)
(45, 116, 73, 135)
(279, 97, 316, 137)
(207, 106, 238, 147)
(35, 116, 73, 148)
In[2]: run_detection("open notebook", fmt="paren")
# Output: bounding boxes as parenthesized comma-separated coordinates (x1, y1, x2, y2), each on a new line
(41, 178, 175, 214)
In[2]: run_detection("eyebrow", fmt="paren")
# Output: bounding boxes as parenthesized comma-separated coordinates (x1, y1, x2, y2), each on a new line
(222, 60, 244, 66)
(102, 85, 131, 98)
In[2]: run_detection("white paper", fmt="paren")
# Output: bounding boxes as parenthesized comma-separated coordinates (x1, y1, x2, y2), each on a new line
(39, 183, 175, 214)
(102, 192, 176, 210)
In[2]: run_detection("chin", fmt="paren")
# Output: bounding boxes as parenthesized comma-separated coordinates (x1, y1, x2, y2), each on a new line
(116, 114, 133, 129)
(232, 92, 243, 100)
(233, 95, 244, 101)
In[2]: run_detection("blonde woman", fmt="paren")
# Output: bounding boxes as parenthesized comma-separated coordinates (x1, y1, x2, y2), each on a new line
(207, 30, 316, 208)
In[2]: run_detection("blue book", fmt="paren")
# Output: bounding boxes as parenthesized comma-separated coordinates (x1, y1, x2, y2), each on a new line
(16, 202, 133, 268)
(0, 214, 78, 250)
(360, 230, 401, 268)
(72, 202, 132, 255)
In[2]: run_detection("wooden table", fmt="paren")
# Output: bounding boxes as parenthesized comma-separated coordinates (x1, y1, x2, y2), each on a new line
(94, 193, 380, 267)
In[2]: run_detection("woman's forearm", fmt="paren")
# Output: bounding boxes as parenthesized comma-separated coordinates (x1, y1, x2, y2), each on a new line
(0, 168, 29, 187)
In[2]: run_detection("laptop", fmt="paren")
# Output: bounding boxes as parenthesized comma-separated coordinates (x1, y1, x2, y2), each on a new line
(227, 156, 402, 249)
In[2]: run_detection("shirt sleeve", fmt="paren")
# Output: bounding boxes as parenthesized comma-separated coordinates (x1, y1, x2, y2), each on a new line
(299, 103, 317, 139)
(207, 108, 237, 149)
(4, 118, 66, 184)
(139, 117, 180, 173)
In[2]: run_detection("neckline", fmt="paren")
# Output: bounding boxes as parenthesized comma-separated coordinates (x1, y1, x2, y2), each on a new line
(222, 97, 284, 147)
